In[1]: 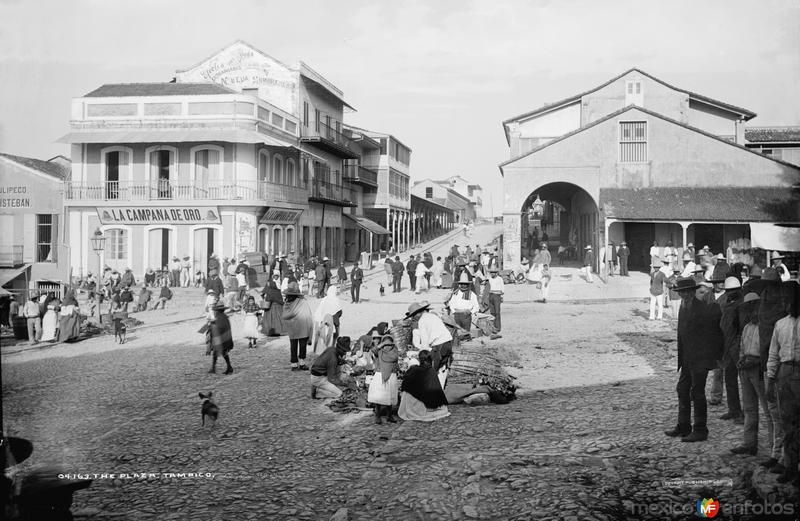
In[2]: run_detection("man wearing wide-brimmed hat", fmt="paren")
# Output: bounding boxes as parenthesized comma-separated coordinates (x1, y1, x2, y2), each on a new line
(409, 301, 453, 387)
(770, 252, 791, 282)
(717, 277, 744, 424)
(665, 277, 723, 443)
(649, 258, 669, 320)
(486, 267, 505, 331)
(680, 251, 697, 278)
(618, 241, 630, 276)
(447, 272, 479, 331)
(282, 282, 314, 371)
(169, 256, 181, 288)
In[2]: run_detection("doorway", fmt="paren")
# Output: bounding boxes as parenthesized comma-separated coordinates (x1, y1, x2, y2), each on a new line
(194, 228, 218, 275)
(148, 228, 172, 270)
(623, 223, 655, 271)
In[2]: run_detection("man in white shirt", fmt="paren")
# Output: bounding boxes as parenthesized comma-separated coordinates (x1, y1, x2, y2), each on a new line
(447, 272, 479, 331)
(486, 267, 504, 332)
(680, 252, 697, 278)
(409, 301, 453, 388)
(414, 261, 430, 294)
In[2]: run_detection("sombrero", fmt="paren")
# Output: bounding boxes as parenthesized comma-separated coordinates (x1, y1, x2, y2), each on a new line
(406, 301, 431, 317)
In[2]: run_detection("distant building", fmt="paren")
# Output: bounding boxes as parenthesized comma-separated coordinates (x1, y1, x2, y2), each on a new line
(0, 153, 71, 300)
(432, 175, 484, 221)
(411, 179, 470, 225)
(745, 126, 800, 166)
(500, 68, 800, 269)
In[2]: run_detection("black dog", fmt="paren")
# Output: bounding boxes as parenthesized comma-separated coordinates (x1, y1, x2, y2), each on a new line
(199, 392, 219, 427)
(379, 283, 385, 297)
(113, 316, 127, 344)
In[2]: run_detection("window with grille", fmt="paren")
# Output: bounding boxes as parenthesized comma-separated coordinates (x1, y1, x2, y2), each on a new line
(619, 121, 647, 162)
(106, 229, 127, 261)
(425, 187, 433, 198)
(37, 214, 54, 262)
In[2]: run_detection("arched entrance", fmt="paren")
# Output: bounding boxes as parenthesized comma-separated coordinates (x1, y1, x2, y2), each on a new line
(517, 182, 599, 265)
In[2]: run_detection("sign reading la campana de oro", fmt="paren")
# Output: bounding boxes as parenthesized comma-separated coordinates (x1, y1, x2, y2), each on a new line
(97, 207, 221, 225)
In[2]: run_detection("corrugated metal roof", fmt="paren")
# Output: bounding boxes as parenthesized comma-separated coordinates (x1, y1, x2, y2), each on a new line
(84, 83, 236, 97)
(601, 187, 799, 223)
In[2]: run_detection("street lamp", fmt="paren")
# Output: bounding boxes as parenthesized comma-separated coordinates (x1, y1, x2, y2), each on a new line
(90, 228, 106, 325)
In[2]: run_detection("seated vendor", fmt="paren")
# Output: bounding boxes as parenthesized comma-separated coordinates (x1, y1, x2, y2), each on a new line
(398, 350, 450, 422)
(310, 336, 351, 399)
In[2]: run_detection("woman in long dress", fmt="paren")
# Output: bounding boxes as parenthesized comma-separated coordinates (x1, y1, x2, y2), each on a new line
(260, 279, 286, 336)
(398, 350, 450, 422)
(57, 294, 81, 343)
(40, 299, 60, 342)
(241, 296, 261, 349)
(530, 244, 553, 303)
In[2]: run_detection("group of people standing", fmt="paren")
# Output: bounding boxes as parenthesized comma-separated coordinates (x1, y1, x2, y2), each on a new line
(11, 291, 81, 345)
(664, 260, 800, 485)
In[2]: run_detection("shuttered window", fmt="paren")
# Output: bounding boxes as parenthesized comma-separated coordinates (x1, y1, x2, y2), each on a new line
(620, 121, 647, 162)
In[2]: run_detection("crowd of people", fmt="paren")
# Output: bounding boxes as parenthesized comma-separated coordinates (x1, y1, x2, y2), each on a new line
(660, 252, 800, 486)
(7, 290, 82, 344)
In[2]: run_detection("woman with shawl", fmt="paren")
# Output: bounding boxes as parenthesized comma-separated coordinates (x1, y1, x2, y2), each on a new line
(314, 286, 343, 345)
(312, 314, 336, 354)
(368, 334, 400, 424)
(57, 293, 81, 342)
(282, 282, 314, 371)
(260, 278, 286, 336)
(398, 350, 450, 422)
(208, 302, 234, 374)
(40, 297, 60, 342)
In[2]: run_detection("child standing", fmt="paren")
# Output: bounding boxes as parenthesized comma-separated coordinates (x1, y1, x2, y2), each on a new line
(241, 295, 261, 349)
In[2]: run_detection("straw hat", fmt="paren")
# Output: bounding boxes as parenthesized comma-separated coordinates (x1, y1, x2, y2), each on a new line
(406, 301, 431, 317)
(673, 277, 700, 292)
(743, 292, 760, 304)
(771, 252, 786, 261)
(458, 272, 471, 285)
(723, 277, 741, 290)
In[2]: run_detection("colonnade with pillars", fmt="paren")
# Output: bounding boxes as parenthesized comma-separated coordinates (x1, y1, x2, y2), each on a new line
(385, 206, 454, 254)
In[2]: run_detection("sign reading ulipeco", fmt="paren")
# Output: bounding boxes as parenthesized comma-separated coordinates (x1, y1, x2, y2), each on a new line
(260, 207, 303, 225)
(97, 207, 221, 225)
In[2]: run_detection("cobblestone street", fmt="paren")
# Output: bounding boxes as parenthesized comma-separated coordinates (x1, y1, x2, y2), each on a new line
(4, 267, 796, 520)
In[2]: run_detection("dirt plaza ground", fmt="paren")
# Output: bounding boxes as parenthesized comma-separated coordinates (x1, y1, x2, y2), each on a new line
(2, 226, 797, 520)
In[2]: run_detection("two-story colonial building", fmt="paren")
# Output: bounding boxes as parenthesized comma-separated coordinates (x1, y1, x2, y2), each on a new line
(61, 41, 392, 279)
(500, 68, 800, 271)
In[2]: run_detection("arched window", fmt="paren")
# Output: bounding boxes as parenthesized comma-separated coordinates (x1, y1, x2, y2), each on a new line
(285, 227, 294, 253)
(272, 227, 282, 256)
(259, 227, 269, 253)
(145, 145, 178, 200)
(286, 159, 295, 186)
(272, 155, 283, 184)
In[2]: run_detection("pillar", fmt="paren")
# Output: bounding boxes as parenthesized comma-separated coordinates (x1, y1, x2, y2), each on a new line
(680, 222, 688, 251)
(604, 218, 611, 279)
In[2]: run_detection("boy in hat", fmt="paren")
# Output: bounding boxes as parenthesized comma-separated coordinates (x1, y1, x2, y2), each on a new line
(583, 245, 594, 283)
(487, 267, 504, 331)
(208, 302, 234, 374)
(447, 272, 480, 331)
(618, 241, 630, 276)
(665, 277, 724, 442)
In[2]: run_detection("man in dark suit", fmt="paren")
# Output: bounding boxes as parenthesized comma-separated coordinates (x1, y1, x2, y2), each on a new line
(665, 277, 724, 442)
(618, 242, 630, 276)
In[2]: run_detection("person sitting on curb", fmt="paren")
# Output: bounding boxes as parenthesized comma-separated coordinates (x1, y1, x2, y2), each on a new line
(152, 279, 172, 310)
(310, 336, 352, 399)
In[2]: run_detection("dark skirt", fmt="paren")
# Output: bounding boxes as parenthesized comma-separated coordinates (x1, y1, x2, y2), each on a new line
(57, 312, 81, 342)
(261, 304, 287, 336)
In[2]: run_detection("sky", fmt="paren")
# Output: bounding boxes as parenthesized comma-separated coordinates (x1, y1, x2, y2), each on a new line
(1, 0, 799, 216)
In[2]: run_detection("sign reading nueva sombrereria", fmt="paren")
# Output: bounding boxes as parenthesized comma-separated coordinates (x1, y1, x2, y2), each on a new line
(97, 207, 221, 225)
(260, 207, 303, 225)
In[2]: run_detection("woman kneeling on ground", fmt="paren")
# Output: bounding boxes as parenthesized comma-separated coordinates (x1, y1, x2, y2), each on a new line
(398, 350, 450, 422)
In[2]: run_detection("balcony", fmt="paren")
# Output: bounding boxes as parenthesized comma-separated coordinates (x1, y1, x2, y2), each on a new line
(300, 120, 359, 159)
(0, 245, 24, 268)
(309, 178, 357, 207)
(64, 180, 308, 205)
(343, 163, 379, 189)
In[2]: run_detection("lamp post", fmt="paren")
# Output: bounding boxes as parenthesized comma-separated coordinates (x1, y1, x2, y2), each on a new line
(90, 228, 106, 325)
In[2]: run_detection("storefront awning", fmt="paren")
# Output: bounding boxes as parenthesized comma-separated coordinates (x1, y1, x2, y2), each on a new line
(260, 208, 304, 225)
(58, 129, 293, 146)
(0, 264, 31, 288)
(343, 214, 390, 235)
(750, 223, 800, 251)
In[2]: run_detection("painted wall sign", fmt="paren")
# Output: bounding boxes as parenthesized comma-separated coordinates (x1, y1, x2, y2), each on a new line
(97, 207, 221, 225)
(0, 186, 31, 208)
(176, 42, 298, 115)
(260, 207, 303, 225)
